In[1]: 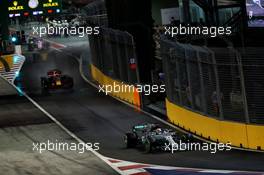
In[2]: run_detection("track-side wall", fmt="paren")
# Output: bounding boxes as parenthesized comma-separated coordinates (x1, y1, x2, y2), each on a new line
(87, 21, 264, 150)
(166, 99, 264, 150)
(162, 40, 264, 151)
(0, 54, 20, 95)
(89, 27, 140, 107)
(91, 64, 140, 106)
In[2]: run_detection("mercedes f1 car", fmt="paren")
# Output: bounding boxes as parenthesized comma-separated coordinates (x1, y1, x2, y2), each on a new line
(124, 124, 193, 153)
(41, 69, 73, 93)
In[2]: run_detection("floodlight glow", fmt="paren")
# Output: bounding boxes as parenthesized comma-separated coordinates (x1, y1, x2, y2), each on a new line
(11, 37, 17, 42)
(14, 56, 19, 63)
(15, 71, 20, 77)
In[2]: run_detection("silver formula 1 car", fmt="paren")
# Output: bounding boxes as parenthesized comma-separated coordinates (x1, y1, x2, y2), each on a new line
(124, 123, 193, 153)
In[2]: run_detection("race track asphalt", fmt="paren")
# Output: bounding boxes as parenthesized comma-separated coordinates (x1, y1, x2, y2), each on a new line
(15, 46, 264, 172)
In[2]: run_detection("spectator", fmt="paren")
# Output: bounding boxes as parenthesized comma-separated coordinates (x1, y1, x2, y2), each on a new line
(211, 90, 224, 116)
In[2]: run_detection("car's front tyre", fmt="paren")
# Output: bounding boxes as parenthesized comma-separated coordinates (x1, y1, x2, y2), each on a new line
(143, 139, 153, 153)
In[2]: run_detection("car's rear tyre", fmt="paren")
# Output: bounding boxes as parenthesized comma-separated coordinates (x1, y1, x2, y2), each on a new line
(124, 133, 137, 148)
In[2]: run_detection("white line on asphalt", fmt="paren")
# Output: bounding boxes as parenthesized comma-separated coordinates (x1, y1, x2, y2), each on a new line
(50, 47, 63, 52)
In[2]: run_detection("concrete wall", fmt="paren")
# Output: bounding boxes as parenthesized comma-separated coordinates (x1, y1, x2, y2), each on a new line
(166, 99, 264, 151)
(90, 64, 141, 107)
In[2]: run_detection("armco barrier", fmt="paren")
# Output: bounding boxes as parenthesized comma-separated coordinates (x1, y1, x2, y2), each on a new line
(91, 64, 140, 107)
(166, 98, 264, 150)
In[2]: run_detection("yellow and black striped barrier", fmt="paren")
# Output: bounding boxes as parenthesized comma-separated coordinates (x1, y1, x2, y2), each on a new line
(0, 55, 14, 72)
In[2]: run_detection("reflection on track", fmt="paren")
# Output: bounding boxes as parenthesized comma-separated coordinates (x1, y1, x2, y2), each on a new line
(17, 48, 264, 172)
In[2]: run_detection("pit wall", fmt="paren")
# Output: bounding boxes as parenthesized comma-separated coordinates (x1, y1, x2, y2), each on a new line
(166, 99, 264, 151)
(90, 64, 141, 107)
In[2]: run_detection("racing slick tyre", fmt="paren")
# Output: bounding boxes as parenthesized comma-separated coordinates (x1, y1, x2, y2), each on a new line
(124, 133, 137, 148)
(143, 139, 153, 153)
(41, 77, 49, 95)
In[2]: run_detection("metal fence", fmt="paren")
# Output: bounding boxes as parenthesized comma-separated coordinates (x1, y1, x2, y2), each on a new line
(89, 27, 138, 84)
(161, 39, 264, 124)
(80, 0, 108, 27)
(240, 48, 264, 124)
(84, 14, 108, 27)
(81, 0, 107, 16)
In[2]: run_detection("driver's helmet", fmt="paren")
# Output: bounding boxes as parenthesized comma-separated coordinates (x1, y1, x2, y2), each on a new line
(155, 128, 162, 133)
